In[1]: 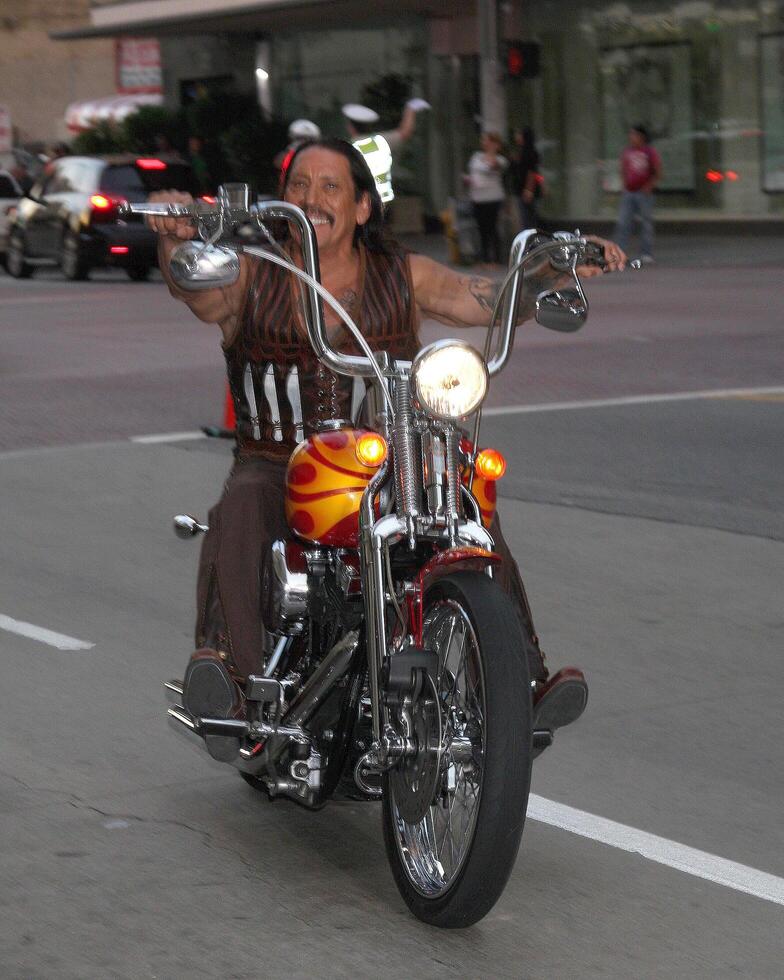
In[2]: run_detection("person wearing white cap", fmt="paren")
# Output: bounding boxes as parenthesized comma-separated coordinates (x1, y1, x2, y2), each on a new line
(342, 97, 431, 205)
(275, 119, 323, 175)
(288, 119, 321, 141)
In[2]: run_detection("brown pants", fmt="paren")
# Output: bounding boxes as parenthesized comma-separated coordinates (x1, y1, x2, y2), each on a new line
(194, 457, 547, 682)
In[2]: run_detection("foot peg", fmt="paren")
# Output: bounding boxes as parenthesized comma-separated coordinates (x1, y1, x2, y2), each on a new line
(532, 728, 554, 760)
(173, 514, 209, 539)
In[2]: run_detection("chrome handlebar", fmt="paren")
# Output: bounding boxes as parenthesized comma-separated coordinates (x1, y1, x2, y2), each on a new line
(121, 195, 380, 379)
(122, 191, 633, 383)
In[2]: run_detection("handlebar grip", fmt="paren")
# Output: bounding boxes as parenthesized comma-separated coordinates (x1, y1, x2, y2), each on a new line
(118, 202, 205, 218)
(581, 240, 607, 266)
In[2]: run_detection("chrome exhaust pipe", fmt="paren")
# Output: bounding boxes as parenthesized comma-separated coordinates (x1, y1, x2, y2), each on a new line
(164, 679, 184, 705)
(167, 706, 206, 751)
(284, 630, 359, 727)
(237, 630, 360, 775)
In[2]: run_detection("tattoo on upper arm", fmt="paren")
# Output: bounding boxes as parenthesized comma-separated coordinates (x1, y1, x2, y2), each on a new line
(463, 276, 496, 314)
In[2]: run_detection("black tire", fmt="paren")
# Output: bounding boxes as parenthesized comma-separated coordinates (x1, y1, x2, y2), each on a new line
(6, 231, 32, 278)
(60, 231, 89, 281)
(125, 265, 151, 282)
(382, 571, 532, 928)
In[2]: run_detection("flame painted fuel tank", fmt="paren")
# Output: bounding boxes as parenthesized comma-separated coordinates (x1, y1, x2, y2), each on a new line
(285, 428, 380, 547)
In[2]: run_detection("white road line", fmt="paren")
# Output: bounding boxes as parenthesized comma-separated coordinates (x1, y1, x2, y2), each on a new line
(130, 431, 208, 444)
(482, 385, 784, 416)
(0, 614, 94, 651)
(529, 794, 784, 907)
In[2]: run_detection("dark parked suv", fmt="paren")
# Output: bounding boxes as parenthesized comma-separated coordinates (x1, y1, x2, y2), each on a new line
(6, 154, 198, 281)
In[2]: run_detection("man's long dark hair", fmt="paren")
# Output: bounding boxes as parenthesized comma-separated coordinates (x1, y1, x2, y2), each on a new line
(281, 137, 396, 255)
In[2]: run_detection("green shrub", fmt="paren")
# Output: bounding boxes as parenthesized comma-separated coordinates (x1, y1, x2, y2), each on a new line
(122, 106, 188, 154)
(71, 121, 127, 155)
(360, 72, 413, 131)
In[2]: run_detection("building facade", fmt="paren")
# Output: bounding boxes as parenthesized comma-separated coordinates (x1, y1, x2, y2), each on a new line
(1, 0, 114, 146)
(54, 0, 784, 222)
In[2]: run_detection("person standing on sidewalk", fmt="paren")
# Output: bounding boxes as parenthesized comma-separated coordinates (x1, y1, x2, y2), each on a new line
(614, 124, 661, 264)
(342, 99, 430, 205)
(511, 126, 541, 231)
(466, 132, 509, 266)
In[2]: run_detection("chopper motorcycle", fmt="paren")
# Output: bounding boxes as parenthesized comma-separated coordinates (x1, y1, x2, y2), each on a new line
(126, 185, 625, 927)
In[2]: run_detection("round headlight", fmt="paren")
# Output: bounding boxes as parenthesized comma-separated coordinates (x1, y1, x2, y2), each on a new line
(412, 341, 488, 420)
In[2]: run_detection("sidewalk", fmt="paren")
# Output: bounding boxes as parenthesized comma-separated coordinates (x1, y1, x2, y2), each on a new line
(398, 229, 784, 270)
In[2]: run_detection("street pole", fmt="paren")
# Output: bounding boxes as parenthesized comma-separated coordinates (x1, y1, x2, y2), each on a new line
(478, 0, 505, 133)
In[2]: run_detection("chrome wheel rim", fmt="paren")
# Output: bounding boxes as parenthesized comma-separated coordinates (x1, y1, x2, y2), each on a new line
(390, 598, 485, 898)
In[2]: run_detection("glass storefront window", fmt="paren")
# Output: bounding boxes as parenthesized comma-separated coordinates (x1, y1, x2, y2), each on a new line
(761, 33, 784, 192)
(600, 42, 696, 193)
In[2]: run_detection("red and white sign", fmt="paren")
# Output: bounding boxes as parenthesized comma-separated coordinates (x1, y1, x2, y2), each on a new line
(0, 104, 11, 153)
(115, 38, 162, 94)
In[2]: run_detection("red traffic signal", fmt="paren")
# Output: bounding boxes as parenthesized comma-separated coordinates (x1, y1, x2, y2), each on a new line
(506, 42, 541, 79)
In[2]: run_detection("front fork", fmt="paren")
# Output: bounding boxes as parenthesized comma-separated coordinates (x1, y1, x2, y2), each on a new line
(358, 459, 494, 769)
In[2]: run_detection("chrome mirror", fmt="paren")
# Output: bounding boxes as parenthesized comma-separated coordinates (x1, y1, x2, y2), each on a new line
(173, 514, 209, 538)
(535, 287, 588, 332)
(168, 240, 240, 291)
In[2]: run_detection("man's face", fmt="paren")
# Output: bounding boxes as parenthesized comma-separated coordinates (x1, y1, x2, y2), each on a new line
(629, 129, 645, 149)
(284, 147, 370, 255)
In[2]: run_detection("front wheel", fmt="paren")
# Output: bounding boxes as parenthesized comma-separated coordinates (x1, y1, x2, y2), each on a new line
(6, 232, 32, 278)
(382, 571, 532, 928)
(125, 264, 151, 282)
(61, 231, 89, 281)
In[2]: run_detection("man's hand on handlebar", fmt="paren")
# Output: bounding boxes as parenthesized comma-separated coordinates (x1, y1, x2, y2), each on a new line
(146, 190, 199, 240)
(576, 236, 627, 278)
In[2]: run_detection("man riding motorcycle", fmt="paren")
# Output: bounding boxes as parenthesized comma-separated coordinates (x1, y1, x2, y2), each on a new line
(147, 137, 626, 735)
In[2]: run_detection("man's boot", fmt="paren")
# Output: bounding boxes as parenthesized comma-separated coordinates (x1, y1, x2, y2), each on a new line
(532, 666, 589, 733)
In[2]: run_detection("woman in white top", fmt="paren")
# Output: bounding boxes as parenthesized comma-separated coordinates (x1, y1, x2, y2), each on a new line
(467, 131, 509, 264)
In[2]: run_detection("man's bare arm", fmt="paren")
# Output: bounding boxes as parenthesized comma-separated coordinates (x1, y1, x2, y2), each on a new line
(409, 243, 626, 329)
(148, 191, 248, 344)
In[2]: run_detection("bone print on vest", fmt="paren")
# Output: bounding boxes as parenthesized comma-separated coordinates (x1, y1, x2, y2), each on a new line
(224, 243, 420, 461)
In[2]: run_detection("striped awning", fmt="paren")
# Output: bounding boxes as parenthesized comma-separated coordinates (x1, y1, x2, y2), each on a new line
(65, 93, 163, 133)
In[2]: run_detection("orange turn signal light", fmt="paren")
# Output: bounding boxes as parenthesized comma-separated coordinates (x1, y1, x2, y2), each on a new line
(475, 448, 506, 480)
(355, 432, 388, 467)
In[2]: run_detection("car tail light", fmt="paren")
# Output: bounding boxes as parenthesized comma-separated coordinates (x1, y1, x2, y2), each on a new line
(199, 195, 216, 204)
(89, 193, 126, 224)
(136, 158, 167, 170)
(110, 246, 129, 254)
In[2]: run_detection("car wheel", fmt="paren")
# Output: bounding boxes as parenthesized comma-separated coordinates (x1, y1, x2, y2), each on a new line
(6, 232, 33, 278)
(61, 231, 90, 281)
(125, 265, 151, 282)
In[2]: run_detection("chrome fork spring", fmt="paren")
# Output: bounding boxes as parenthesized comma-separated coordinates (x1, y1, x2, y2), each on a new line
(391, 377, 421, 518)
(444, 427, 462, 520)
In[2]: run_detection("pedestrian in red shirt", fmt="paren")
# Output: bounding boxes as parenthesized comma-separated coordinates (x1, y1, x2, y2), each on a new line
(614, 125, 662, 263)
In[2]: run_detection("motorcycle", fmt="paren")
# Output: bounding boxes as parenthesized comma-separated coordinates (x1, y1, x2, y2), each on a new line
(126, 186, 628, 927)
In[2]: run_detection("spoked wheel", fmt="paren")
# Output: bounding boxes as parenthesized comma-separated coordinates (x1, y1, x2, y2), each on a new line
(382, 571, 532, 927)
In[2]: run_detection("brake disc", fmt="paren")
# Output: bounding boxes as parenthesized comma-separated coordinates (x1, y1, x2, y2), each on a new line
(389, 676, 443, 824)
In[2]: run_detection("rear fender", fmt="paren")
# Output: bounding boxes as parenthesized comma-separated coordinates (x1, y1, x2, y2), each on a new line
(407, 547, 500, 646)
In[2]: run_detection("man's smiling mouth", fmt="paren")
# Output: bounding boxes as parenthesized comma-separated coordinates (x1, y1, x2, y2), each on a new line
(305, 209, 333, 226)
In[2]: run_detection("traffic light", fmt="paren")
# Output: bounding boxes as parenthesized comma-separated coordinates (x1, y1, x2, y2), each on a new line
(505, 42, 541, 79)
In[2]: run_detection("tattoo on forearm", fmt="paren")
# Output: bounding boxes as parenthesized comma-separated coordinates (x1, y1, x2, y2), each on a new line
(463, 276, 496, 315)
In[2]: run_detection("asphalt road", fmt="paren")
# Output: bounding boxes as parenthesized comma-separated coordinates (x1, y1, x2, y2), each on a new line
(1, 245, 782, 978)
